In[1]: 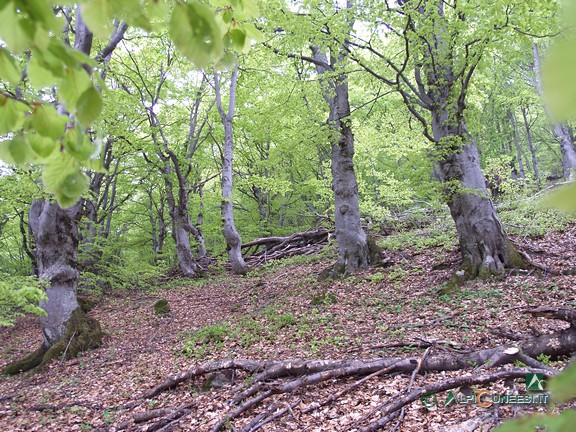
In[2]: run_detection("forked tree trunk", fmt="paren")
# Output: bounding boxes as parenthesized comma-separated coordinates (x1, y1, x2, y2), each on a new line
(432, 118, 523, 279)
(413, 0, 524, 280)
(163, 162, 199, 277)
(312, 47, 370, 275)
(214, 66, 247, 275)
(532, 42, 576, 180)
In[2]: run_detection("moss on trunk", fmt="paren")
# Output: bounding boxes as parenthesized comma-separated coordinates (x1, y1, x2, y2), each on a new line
(2, 308, 103, 375)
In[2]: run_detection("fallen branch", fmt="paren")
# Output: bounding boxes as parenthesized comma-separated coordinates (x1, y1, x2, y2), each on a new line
(358, 367, 553, 432)
(128, 308, 576, 432)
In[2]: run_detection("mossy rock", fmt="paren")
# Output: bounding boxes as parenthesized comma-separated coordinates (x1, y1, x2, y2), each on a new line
(367, 234, 383, 263)
(78, 297, 96, 313)
(2, 308, 103, 375)
(153, 299, 170, 316)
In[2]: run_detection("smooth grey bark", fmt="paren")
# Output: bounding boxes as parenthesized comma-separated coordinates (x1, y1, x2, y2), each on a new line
(161, 161, 199, 277)
(28, 201, 81, 346)
(521, 106, 540, 181)
(214, 66, 247, 275)
(147, 184, 167, 259)
(342, 0, 522, 278)
(31, 8, 93, 346)
(507, 109, 525, 178)
(312, 47, 370, 274)
(412, 0, 522, 278)
(432, 121, 519, 277)
(532, 42, 576, 180)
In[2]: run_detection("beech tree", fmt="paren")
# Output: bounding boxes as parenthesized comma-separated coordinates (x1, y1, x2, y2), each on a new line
(311, 43, 371, 274)
(2, 8, 118, 374)
(114, 38, 211, 277)
(214, 66, 248, 274)
(346, 0, 543, 279)
(0, 0, 261, 372)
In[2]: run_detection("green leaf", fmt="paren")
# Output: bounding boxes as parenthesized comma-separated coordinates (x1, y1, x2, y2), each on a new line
(63, 128, 94, 161)
(31, 105, 68, 140)
(58, 67, 92, 110)
(243, 23, 263, 43)
(81, 0, 116, 39)
(543, 38, 576, 122)
(234, 0, 259, 20)
(43, 153, 89, 208)
(169, 1, 223, 69)
(27, 134, 58, 159)
(0, 5, 33, 52)
(494, 410, 576, 432)
(549, 362, 576, 403)
(0, 97, 26, 134)
(28, 52, 59, 89)
(59, 171, 90, 200)
(230, 28, 246, 51)
(0, 48, 21, 85)
(222, 10, 233, 24)
(75, 86, 103, 128)
(541, 183, 576, 214)
(0, 135, 38, 164)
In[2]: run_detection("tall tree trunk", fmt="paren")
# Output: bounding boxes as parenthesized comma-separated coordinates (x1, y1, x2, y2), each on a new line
(532, 42, 576, 180)
(3, 200, 103, 375)
(432, 117, 523, 279)
(2, 7, 114, 375)
(312, 46, 370, 275)
(162, 162, 199, 277)
(214, 66, 247, 275)
(412, 0, 524, 280)
(29, 201, 81, 345)
(521, 106, 540, 182)
(507, 109, 525, 178)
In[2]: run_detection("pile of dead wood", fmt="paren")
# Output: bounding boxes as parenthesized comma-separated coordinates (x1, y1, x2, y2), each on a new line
(240, 227, 330, 267)
(101, 306, 576, 432)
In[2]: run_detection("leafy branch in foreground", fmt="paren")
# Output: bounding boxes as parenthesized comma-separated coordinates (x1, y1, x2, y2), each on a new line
(0, 0, 261, 207)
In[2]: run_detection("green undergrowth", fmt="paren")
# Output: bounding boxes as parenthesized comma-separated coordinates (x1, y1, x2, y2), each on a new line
(181, 302, 342, 359)
(498, 199, 573, 236)
(378, 220, 457, 252)
(258, 246, 336, 274)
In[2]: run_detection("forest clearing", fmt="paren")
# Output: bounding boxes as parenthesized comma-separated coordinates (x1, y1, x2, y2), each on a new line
(2, 0, 576, 431)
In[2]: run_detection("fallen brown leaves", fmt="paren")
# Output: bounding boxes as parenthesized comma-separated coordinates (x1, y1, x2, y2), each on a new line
(1, 227, 575, 431)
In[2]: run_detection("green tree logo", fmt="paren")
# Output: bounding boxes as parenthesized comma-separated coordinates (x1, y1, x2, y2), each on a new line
(526, 373, 546, 392)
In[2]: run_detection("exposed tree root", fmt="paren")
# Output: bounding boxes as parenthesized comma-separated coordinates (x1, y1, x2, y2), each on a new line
(107, 306, 576, 431)
(2, 308, 103, 375)
(517, 249, 576, 276)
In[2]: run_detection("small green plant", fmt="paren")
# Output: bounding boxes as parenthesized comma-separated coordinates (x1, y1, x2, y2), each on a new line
(536, 353, 551, 365)
(0, 275, 48, 326)
(182, 322, 230, 359)
(153, 298, 170, 316)
(368, 272, 386, 283)
(388, 267, 407, 282)
(310, 292, 338, 306)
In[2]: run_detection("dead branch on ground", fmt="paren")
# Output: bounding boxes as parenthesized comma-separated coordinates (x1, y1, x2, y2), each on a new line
(109, 306, 575, 431)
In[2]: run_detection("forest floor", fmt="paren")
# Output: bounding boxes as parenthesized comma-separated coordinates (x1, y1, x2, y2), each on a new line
(1, 225, 576, 431)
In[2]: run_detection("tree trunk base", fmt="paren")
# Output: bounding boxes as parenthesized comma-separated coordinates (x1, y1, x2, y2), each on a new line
(2, 308, 103, 375)
(319, 235, 384, 280)
(441, 241, 528, 294)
